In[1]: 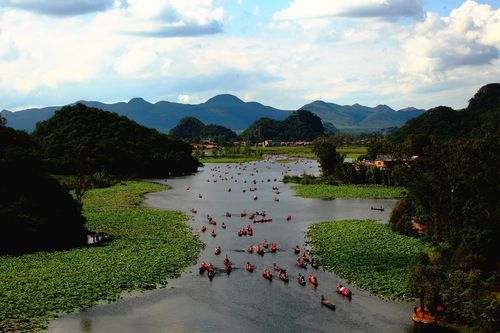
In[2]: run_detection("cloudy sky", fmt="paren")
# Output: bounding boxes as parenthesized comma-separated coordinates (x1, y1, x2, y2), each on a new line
(0, 0, 498, 111)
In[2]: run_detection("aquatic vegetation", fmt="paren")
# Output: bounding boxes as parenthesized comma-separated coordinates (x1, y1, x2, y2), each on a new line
(0, 181, 202, 332)
(307, 220, 427, 300)
(292, 184, 405, 199)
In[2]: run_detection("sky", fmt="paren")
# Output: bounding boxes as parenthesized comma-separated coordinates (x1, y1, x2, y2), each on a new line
(0, 0, 499, 111)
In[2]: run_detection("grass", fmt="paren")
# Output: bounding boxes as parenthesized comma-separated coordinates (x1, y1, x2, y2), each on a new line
(337, 145, 367, 159)
(308, 220, 428, 300)
(292, 184, 406, 199)
(0, 181, 202, 332)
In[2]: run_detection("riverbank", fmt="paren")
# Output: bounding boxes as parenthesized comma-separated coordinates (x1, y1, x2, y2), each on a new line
(0, 181, 202, 332)
(307, 220, 427, 300)
(292, 184, 406, 199)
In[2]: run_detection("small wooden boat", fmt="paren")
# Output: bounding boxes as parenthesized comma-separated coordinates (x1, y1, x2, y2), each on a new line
(211, 230, 216, 237)
(336, 284, 352, 297)
(271, 243, 277, 252)
(298, 275, 306, 286)
(321, 296, 335, 310)
(208, 269, 215, 279)
(286, 215, 292, 221)
(262, 270, 272, 280)
(311, 260, 319, 269)
(309, 275, 318, 287)
(273, 263, 281, 271)
(225, 212, 232, 217)
(221, 223, 227, 229)
(279, 272, 289, 282)
(412, 309, 439, 325)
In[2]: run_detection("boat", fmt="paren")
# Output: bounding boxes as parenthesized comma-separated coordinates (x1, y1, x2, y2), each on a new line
(225, 212, 232, 217)
(199, 262, 208, 274)
(246, 263, 254, 272)
(286, 215, 292, 221)
(279, 271, 289, 282)
(221, 223, 227, 229)
(247, 230, 253, 236)
(336, 284, 352, 297)
(247, 245, 254, 253)
(208, 268, 215, 279)
(256, 246, 264, 256)
(214, 246, 221, 255)
(321, 296, 335, 310)
(302, 252, 310, 262)
(249, 213, 255, 219)
(191, 208, 197, 213)
(309, 275, 318, 287)
(224, 263, 232, 274)
(294, 246, 300, 254)
(271, 243, 277, 252)
(412, 307, 440, 326)
(201, 225, 207, 232)
(311, 259, 319, 269)
(238, 230, 243, 237)
(297, 258, 307, 269)
(273, 263, 281, 271)
(262, 269, 273, 280)
(211, 230, 216, 237)
(241, 210, 247, 217)
(263, 240, 269, 248)
(297, 274, 306, 286)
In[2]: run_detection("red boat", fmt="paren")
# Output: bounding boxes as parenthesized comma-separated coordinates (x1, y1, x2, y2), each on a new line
(294, 246, 300, 254)
(273, 263, 281, 271)
(256, 246, 264, 256)
(241, 210, 247, 217)
(211, 230, 216, 237)
(263, 240, 269, 248)
(249, 213, 255, 219)
(309, 275, 318, 287)
(201, 225, 207, 232)
(262, 269, 272, 280)
(247, 230, 253, 236)
(246, 225, 253, 232)
(336, 284, 352, 297)
(247, 245, 254, 253)
(191, 208, 197, 213)
(279, 271, 289, 282)
(286, 215, 292, 221)
(297, 258, 307, 269)
(221, 223, 227, 229)
(271, 243, 277, 252)
(214, 246, 221, 255)
(199, 261, 208, 274)
(246, 263, 254, 272)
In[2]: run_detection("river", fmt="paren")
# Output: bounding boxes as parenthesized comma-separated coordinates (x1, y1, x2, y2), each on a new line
(50, 158, 416, 333)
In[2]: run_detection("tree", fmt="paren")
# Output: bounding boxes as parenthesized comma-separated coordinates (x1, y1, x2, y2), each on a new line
(312, 137, 344, 177)
(0, 125, 87, 254)
(33, 104, 198, 177)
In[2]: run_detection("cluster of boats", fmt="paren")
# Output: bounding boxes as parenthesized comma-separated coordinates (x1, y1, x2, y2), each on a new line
(194, 160, 354, 312)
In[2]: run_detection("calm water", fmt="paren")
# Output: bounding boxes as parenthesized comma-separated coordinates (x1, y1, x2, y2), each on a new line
(50, 158, 418, 333)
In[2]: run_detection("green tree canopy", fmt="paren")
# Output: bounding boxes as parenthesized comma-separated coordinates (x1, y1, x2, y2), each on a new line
(312, 137, 344, 177)
(33, 104, 198, 177)
(0, 125, 87, 254)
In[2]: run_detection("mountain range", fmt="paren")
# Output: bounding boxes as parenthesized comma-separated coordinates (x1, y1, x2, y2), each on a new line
(1, 94, 425, 133)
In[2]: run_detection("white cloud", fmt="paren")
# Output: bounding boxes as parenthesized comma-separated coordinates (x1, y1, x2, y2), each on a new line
(114, 48, 158, 78)
(400, 1, 500, 78)
(273, 0, 423, 21)
(177, 94, 190, 103)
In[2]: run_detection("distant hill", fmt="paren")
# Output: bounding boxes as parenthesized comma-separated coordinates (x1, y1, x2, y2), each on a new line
(241, 109, 324, 142)
(169, 117, 238, 144)
(301, 101, 425, 133)
(1, 94, 425, 133)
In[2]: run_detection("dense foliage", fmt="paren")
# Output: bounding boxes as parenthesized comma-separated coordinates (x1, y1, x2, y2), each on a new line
(0, 181, 202, 332)
(311, 137, 343, 177)
(169, 116, 239, 145)
(292, 184, 405, 199)
(241, 109, 325, 142)
(33, 104, 198, 177)
(308, 220, 427, 300)
(387, 83, 500, 331)
(0, 125, 87, 254)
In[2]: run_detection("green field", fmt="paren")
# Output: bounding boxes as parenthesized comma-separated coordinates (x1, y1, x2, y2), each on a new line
(308, 220, 427, 300)
(292, 184, 406, 199)
(0, 181, 202, 332)
(337, 145, 367, 159)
